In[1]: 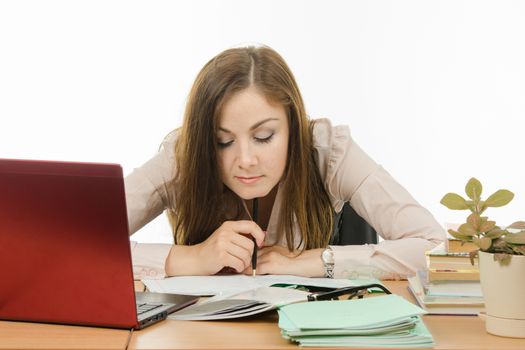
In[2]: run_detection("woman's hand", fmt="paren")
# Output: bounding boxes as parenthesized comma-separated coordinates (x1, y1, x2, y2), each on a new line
(165, 220, 265, 276)
(245, 245, 325, 277)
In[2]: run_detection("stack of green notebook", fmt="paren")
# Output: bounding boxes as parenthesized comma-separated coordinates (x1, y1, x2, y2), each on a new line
(278, 295, 434, 348)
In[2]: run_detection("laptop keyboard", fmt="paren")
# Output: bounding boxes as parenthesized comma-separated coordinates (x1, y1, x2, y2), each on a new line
(136, 303, 163, 316)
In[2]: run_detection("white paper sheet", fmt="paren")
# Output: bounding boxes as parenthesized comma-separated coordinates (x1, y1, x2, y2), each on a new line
(142, 274, 358, 296)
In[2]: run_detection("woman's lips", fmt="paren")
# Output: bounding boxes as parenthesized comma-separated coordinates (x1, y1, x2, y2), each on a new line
(236, 176, 262, 184)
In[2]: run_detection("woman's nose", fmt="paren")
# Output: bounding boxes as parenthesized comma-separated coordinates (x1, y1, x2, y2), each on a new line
(237, 143, 257, 168)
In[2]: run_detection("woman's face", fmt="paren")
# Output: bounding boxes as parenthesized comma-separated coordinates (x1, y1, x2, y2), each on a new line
(216, 86, 289, 200)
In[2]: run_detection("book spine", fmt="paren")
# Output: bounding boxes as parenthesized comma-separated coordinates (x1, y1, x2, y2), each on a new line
(428, 262, 479, 270)
(427, 269, 480, 282)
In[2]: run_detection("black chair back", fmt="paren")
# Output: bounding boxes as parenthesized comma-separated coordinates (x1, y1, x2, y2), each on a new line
(332, 202, 378, 245)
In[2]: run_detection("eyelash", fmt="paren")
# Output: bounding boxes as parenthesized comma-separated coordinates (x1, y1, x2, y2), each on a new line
(255, 133, 274, 144)
(217, 141, 233, 149)
(217, 133, 274, 148)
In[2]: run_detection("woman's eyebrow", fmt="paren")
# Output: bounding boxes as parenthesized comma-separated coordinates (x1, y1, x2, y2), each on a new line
(218, 118, 279, 133)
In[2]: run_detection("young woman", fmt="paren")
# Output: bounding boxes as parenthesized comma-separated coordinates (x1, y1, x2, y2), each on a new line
(126, 45, 445, 280)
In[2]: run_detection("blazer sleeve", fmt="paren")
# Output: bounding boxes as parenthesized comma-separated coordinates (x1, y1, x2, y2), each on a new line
(124, 130, 178, 235)
(313, 119, 446, 279)
(125, 130, 178, 279)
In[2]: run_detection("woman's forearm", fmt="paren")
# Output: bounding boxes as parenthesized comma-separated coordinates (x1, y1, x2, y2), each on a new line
(164, 244, 203, 276)
(297, 248, 325, 277)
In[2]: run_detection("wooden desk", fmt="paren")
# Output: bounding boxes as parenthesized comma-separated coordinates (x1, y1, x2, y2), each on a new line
(2, 281, 525, 349)
(0, 320, 130, 349)
(0, 281, 144, 349)
(128, 281, 525, 350)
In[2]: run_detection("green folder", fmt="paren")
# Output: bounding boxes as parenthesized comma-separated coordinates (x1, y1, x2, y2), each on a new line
(278, 294, 434, 348)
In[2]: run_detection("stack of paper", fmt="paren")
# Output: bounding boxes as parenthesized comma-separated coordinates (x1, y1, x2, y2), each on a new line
(278, 295, 434, 348)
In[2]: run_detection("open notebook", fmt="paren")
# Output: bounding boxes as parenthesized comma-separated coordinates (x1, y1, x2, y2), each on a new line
(170, 286, 310, 320)
(142, 274, 360, 296)
(146, 275, 384, 321)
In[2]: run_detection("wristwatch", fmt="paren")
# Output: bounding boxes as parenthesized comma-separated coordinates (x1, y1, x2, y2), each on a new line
(321, 247, 334, 279)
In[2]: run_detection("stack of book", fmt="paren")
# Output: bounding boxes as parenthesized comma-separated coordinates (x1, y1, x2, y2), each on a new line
(426, 250, 480, 282)
(408, 241, 484, 315)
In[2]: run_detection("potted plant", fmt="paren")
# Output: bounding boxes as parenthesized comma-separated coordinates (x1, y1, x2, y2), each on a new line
(440, 178, 525, 338)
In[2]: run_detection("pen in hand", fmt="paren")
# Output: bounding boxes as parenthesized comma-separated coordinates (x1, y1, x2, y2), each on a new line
(251, 198, 258, 277)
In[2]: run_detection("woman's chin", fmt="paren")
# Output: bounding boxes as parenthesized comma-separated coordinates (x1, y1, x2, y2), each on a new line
(234, 187, 272, 200)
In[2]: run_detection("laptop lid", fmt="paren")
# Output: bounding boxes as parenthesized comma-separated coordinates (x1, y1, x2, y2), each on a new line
(0, 158, 160, 328)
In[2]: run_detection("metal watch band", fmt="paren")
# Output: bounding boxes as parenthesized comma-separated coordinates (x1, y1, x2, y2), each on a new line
(322, 247, 334, 279)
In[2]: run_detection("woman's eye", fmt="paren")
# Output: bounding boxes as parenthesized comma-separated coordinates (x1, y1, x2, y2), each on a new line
(217, 140, 233, 148)
(254, 133, 274, 143)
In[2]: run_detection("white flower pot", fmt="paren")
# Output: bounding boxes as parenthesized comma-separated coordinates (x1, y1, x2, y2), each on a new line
(478, 251, 525, 338)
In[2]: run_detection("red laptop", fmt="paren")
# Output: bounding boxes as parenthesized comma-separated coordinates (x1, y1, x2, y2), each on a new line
(0, 158, 197, 329)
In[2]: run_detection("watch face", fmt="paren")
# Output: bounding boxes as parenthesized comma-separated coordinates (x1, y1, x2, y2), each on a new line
(322, 248, 334, 264)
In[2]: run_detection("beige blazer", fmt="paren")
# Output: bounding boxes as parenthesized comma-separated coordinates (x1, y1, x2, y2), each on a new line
(126, 118, 445, 279)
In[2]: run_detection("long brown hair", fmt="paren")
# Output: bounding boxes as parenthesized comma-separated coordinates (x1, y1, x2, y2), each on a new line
(169, 46, 333, 250)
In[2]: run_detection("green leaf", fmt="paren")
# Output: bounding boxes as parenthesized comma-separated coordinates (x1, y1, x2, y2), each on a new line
(485, 190, 514, 208)
(473, 236, 492, 251)
(467, 213, 481, 230)
(458, 223, 477, 236)
(507, 221, 525, 230)
(447, 229, 472, 241)
(493, 253, 512, 264)
(486, 228, 505, 238)
(479, 220, 496, 233)
(477, 200, 486, 214)
(466, 200, 477, 213)
(492, 238, 509, 249)
(511, 245, 525, 255)
(503, 231, 525, 244)
(440, 193, 469, 210)
(465, 178, 482, 201)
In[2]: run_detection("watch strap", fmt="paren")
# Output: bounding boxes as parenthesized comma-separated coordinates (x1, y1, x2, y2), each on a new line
(322, 247, 334, 279)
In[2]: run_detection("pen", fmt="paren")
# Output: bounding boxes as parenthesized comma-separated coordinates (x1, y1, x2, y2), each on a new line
(252, 198, 258, 277)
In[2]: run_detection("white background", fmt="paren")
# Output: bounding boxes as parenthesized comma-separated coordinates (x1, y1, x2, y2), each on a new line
(1, 1, 524, 244)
